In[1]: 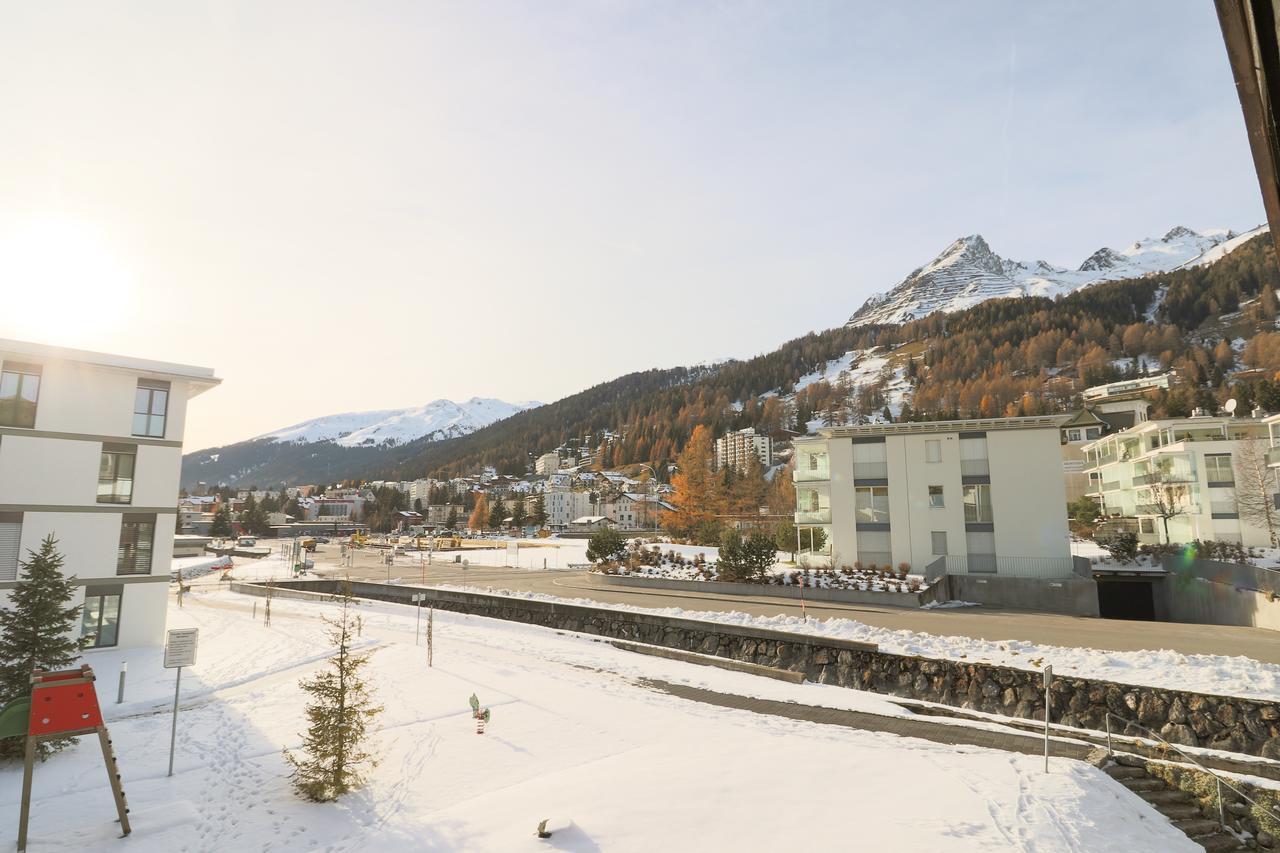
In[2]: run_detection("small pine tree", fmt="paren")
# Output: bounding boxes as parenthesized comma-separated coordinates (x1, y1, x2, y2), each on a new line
(530, 495, 547, 528)
(209, 504, 233, 537)
(0, 536, 87, 759)
(284, 586, 382, 801)
(488, 498, 505, 530)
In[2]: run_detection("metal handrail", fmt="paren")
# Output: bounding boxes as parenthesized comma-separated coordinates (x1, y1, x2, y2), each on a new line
(1103, 710, 1280, 832)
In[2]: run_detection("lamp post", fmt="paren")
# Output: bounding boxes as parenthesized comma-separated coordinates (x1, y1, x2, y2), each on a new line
(636, 464, 661, 532)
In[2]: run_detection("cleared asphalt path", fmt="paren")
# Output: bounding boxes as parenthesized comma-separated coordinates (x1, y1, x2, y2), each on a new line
(323, 551, 1280, 665)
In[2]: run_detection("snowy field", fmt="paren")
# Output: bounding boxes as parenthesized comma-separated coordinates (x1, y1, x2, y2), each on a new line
(1, 586, 1201, 852)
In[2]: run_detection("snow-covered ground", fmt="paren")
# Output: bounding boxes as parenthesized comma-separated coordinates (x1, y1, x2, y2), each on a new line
(612, 561, 924, 594)
(2, 585, 1201, 852)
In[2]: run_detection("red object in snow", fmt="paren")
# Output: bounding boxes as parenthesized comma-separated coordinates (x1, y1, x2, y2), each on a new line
(27, 665, 104, 737)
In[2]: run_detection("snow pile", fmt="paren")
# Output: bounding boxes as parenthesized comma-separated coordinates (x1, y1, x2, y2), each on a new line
(608, 558, 925, 594)
(259, 397, 540, 448)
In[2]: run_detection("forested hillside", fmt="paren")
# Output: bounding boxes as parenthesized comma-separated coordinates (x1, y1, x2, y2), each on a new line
(380, 232, 1278, 481)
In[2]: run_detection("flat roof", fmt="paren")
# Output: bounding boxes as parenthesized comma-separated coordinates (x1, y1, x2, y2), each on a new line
(811, 415, 1069, 439)
(0, 337, 220, 388)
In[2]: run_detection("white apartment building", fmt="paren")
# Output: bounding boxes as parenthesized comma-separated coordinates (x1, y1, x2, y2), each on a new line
(543, 489, 593, 529)
(716, 427, 773, 473)
(1085, 415, 1278, 546)
(534, 452, 561, 475)
(793, 417, 1071, 574)
(0, 339, 219, 649)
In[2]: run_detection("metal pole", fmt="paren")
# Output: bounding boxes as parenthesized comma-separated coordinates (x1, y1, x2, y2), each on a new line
(167, 666, 182, 777)
(1105, 713, 1112, 757)
(1043, 664, 1053, 773)
(415, 596, 422, 645)
(1217, 777, 1226, 830)
(116, 662, 127, 704)
(427, 606, 434, 667)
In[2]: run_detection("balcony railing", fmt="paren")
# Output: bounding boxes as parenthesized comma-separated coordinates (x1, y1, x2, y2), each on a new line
(1100, 480, 1121, 492)
(1268, 445, 1280, 467)
(1136, 502, 1199, 516)
(1210, 500, 1238, 516)
(794, 508, 831, 524)
(960, 459, 989, 477)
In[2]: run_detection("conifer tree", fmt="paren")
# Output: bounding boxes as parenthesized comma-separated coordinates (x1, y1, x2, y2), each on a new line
(0, 536, 86, 759)
(663, 425, 719, 536)
(510, 500, 526, 528)
(488, 498, 505, 529)
(284, 586, 381, 802)
(530, 494, 547, 528)
(209, 503, 233, 537)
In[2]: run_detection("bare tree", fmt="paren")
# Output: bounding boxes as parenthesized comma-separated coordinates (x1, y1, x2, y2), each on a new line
(1141, 458, 1191, 544)
(1233, 436, 1279, 546)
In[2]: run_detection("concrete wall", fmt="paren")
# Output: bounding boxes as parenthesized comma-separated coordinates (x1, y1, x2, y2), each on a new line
(988, 429, 1071, 560)
(945, 574, 1100, 617)
(238, 578, 1280, 758)
(1156, 558, 1280, 630)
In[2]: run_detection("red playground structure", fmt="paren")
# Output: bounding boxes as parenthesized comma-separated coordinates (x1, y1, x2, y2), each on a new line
(0, 665, 131, 852)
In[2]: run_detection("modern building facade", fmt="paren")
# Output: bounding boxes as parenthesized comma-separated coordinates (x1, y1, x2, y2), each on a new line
(543, 488, 593, 530)
(715, 427, 773, 473)
(1085, 415, 1278, 546)
(534, 452, 561, 475)
(793, 417, 1072, 574)
(0, 339, 219, 649)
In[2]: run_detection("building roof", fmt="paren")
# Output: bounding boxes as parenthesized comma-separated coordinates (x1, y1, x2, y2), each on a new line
(571, 515, 611, 524)
(0, 337, 221, 395)
(813, 414, 1069, 439)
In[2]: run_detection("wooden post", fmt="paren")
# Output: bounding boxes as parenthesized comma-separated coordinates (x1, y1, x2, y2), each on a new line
(17, 736, 36, 852)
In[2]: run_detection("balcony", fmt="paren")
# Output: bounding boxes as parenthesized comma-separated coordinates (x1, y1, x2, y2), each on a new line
(1100, 480, 1121, 492)
(1131, 472, 1193, 487)
(794, 508, 832, 524)
(1136, 502, 1199, 516)
(960, 458, 989, 477)
(1268, 445, 1280, 468)
(853, 461, 888, 480)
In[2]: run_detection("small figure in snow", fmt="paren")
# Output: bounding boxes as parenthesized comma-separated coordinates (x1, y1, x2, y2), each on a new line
(469, 693, 491, 734)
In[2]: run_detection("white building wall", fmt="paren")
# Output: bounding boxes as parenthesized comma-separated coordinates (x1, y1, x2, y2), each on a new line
(0, 340, 218, 650)
(987, 429, 1070, 559)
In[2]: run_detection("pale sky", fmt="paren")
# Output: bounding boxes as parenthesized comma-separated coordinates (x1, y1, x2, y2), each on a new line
(0, 1, 1265, 452)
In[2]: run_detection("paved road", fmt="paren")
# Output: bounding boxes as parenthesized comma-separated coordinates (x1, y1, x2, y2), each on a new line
(317, 548, 1280, 665)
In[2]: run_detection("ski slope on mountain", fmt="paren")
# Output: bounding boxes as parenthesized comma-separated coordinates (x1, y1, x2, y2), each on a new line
(848, 226, 1263, 327)
(261, 397, 540, 447)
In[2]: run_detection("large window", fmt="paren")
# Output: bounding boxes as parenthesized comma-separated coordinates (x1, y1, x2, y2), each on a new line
(0, 362, 41, 429)
(963, 483, 994, 524)
(855, 485, 890, 524)
(98, 445, 136, 504)
(133, 379, 170, 438)
(853, 442, 887, 479)
(117, 514, 155, 575)
(1205, 453, 1234, 486)
(795, 485, 830, 523)
(0, 512, 20, 581)
(80, 585, 122, 648)
(960, 436, 989, 477)
(931, 530, 948, 555)
(925, 439, 941, 463)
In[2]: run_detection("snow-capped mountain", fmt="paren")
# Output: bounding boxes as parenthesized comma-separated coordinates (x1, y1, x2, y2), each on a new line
(261, 398, 541, 448)
(846, 225, 1266, 327)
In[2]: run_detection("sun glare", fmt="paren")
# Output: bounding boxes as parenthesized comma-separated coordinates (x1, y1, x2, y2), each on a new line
(0, 219, 137, 345)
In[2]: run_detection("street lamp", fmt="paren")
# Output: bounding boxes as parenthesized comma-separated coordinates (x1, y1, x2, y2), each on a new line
(636, 464, 661, 532)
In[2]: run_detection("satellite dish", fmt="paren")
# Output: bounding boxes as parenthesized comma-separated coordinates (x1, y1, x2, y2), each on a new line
(1225, 398, 1238, 415)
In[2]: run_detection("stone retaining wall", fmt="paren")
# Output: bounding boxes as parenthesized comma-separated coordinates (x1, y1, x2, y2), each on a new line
(235, 578, 1280, 759)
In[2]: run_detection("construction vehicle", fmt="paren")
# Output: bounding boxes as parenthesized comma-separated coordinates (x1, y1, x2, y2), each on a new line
(349, 532, 368, 547)
(300, 537, 317, 553)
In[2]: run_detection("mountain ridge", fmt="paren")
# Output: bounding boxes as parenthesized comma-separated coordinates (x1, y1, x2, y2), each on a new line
(846, 225, 1265, 327)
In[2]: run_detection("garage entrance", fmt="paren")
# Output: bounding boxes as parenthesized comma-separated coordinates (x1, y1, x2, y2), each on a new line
(1097, 579, 1156, 621)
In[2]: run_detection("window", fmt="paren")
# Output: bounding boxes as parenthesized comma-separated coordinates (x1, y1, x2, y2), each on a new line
(963, 483, 993, 524)
(98, 445, 136, 504)
(928, 485, 944, 508)
(1205, 453, 1234, 485)
(133, 379, 170, 438)
(960, 436, 989, 476)
(0, 362, 41, 429)
(925, 439, 941, 463)
(853, 442, 887, 479)
(80, 585, 122, 648)
(965, 530, 997, 573)
(855, 485, 890, 523)
(1085, 427, 1102, 440)
(931, 531, 948, 555)
(1139, 518, 1155, 534)
(1067, 429, 1082, 442)
(117, 514, 155, 575)
(0, 512, 20, 581)
(856, 530, 892, 568)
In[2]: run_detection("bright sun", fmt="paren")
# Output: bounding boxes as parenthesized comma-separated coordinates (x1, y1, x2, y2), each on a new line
(0, 219, 137, 344)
